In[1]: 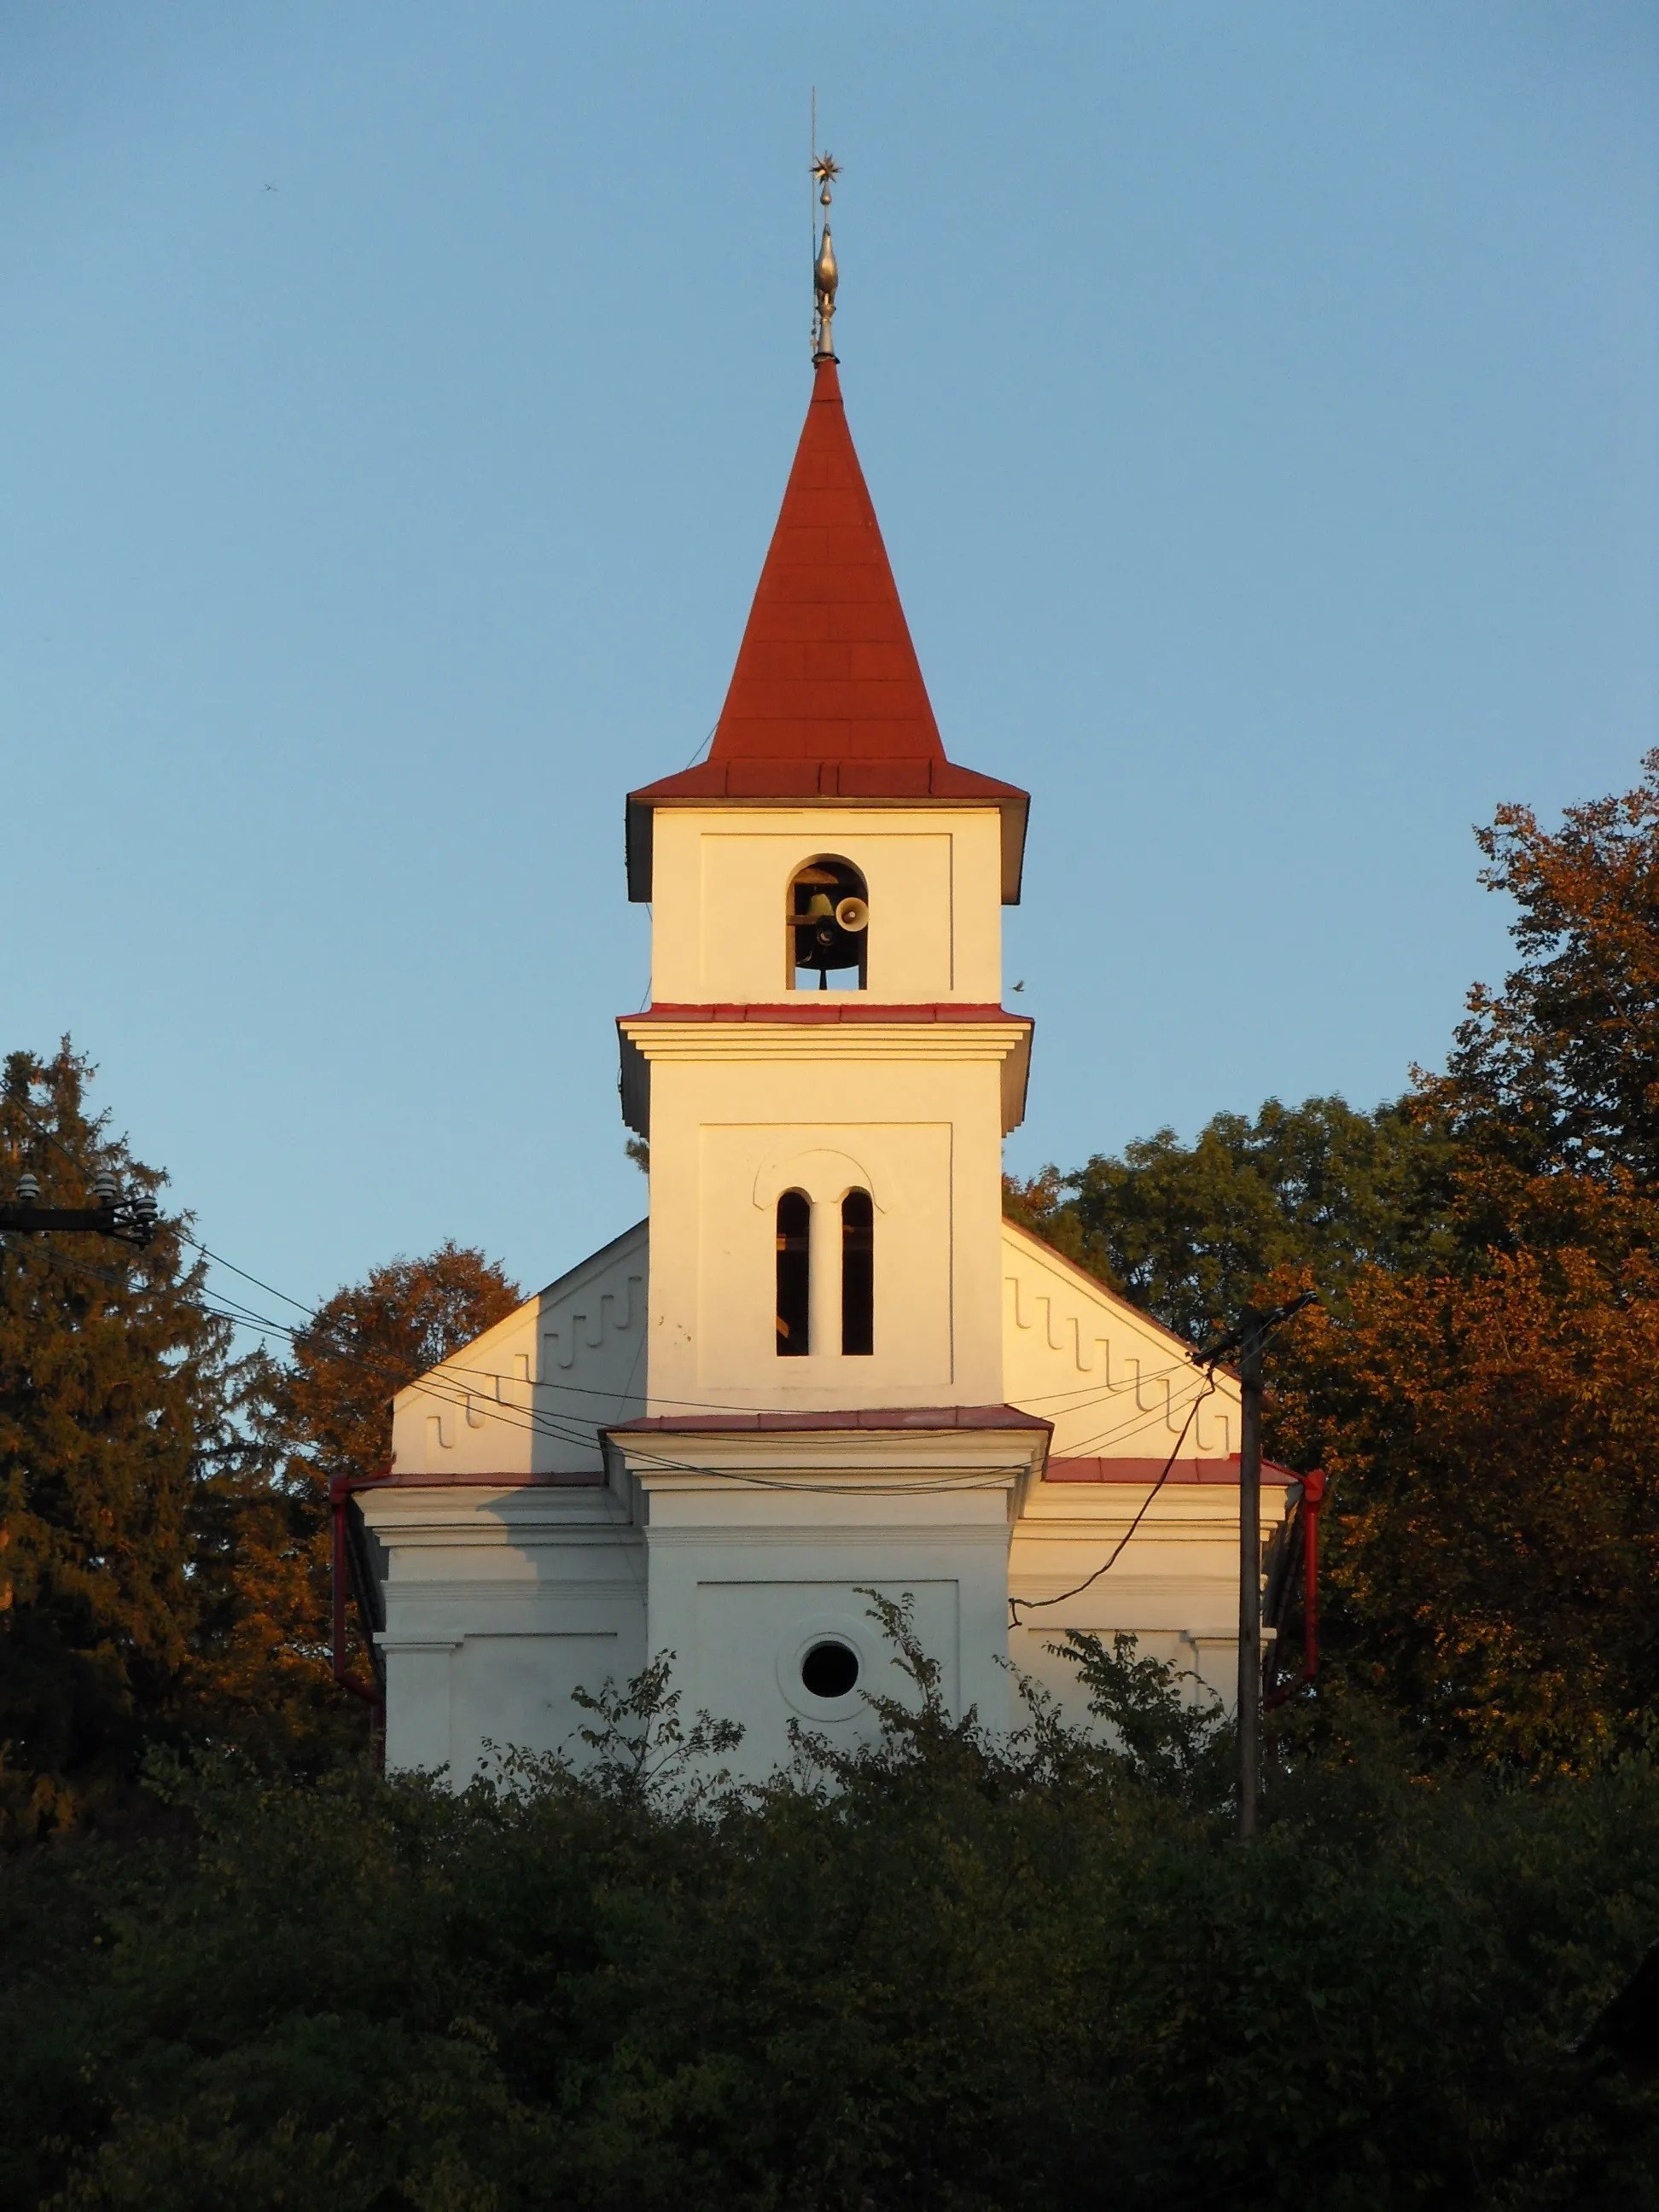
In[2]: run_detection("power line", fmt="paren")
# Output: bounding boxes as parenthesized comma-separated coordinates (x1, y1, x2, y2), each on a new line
(183, 1229, 1207, 1422)
(1007, 1379, 1216, 1629)
(9, 1081, 1235, 1435)
(2, 1092, 1266, 1492)
(9, 1225, 1243, 1514)
(8, 1233, 1058, 1498)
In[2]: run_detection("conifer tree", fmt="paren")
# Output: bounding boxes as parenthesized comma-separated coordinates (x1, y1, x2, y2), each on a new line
(0, 1044, 228, 1841)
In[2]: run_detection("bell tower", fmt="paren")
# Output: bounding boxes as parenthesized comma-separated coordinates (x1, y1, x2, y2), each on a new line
(358, 176, 1272, 1786)
(616, 201, 1032, 1420)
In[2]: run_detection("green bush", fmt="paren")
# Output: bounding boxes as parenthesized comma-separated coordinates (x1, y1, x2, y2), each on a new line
(3, 1620, 1656, 2211)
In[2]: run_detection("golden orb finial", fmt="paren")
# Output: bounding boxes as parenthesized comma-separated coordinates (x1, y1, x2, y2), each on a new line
(812, 152, 841, 362)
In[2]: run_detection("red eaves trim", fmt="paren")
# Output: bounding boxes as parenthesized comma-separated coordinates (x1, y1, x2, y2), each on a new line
(625, 765, 1030, 907)
(624, 1002, 1028, 1026)
(630, 759, 1028, 806)
(608, 1403, 1051, 1437)
(1046, 1455, 1296, 1486)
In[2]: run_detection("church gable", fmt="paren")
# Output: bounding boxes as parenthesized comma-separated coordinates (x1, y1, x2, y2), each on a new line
(1001, 1219, 1238, 1462)
(390, 1220, 648, 1479)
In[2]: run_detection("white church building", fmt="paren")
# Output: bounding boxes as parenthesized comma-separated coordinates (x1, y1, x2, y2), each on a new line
(346, 241, 1293, 1779)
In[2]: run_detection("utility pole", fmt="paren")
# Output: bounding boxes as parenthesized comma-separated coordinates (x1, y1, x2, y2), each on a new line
(1236, 1306, 1266, 1841)
(0, 1170, 158, 1248)
(1197, 1290, 1318, 1842)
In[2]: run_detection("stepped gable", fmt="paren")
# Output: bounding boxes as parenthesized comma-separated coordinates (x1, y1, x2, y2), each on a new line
(626, 358, 1028, 900)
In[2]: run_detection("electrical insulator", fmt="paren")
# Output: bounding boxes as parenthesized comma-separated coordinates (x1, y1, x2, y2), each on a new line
(15, 1173, 39, 1204)
(92, 1169, 119, 1205)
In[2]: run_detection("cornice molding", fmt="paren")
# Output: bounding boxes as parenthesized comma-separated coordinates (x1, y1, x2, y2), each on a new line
(616, 1014, 1033, 1137)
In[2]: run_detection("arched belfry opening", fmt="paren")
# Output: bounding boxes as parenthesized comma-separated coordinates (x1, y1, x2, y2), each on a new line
(788, 858, 868, 991)
(775, 1190, 812, 1355)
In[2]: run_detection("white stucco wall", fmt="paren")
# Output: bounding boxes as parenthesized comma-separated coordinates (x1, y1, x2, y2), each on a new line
(1001, 1220, 1238, 1462)
(630, 1041, 1020, 1415)
(389, 1220, 648, 1478)
(364, 780, 1288, 1777)
(615, 1424, 1044, 1771)
(365, 1220, 1290, 1775)
(1000, 1219, 1285, 1718)
(648, 804, 1004, 1004)
(361, 1478, 647, 1779)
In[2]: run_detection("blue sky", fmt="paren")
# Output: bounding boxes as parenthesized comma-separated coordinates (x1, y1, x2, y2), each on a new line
(2, 3, 1655, 1318)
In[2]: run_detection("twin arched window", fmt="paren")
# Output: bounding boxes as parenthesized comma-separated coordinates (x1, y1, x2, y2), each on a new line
(775, 1190, 811, 1354)
(776, 1189, 874, 1357)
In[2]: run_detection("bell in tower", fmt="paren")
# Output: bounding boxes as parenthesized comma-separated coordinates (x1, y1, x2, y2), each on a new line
(788, 858, 870, 989)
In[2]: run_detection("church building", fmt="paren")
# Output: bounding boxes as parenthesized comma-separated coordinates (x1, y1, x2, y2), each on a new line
(346, 195, 1293, 1779)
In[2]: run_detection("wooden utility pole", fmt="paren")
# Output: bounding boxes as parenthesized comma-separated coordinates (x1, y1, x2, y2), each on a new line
(1196, 1290, 1318, 1843)
(1236, 1308, 1266, 1841)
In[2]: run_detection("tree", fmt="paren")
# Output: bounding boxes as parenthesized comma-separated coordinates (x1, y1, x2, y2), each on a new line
(3, 1633, 1656, 2209)
(1435, 748, 1659, 1187)
(1270, 1231, 1659, 1767)
(1002, 757, 1659, 1766)
(0, 1044, 230, 1843)
(1006, 1094, 1454, 1343)
(235, 1244, 522, 1738)
(255, 1243, 523, 1495)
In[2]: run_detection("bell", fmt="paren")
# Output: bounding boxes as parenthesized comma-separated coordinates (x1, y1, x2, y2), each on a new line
(805, 893, 835, 919)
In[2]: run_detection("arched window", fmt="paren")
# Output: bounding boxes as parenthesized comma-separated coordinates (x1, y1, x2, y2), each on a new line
(787, 857, 868, 992)
(841, 1189, 873, 1356)
(776, 1190, 811, 1356)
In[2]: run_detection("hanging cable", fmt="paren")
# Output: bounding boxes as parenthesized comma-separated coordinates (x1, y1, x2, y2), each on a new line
(1007, 1377, 1216, 1629)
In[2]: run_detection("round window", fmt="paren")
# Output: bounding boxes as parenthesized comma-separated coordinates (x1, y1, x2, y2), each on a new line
(800, 1639, 860, 1700)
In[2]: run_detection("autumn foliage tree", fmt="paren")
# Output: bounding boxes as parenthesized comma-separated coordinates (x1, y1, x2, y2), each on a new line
(254, 1243, 523, 1499)
(1435, 749, 1659, 1188)
(1011, 753, 1659, 1767)
(1289, 754, 1659, 1762)
(229, 1243, 523, 1739)
(1272, 1231, 1659, 1766)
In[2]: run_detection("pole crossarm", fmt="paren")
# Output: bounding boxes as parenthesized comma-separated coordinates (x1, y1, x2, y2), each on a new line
(1194, 1288, 1319, 1373)
(0, 1202, 158, 1248)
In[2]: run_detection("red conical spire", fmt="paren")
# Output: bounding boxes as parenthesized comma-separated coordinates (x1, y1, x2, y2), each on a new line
(708, 356, 944, 765)
(626, 364, 1029, 905)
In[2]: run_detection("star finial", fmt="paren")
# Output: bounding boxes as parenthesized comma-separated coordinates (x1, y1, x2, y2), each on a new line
(812, 153, 841, 362)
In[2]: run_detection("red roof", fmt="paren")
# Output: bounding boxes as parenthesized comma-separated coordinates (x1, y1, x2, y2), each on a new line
(626, 358, 1028, 901)
(707, 356, 941, 765)
(1045, 1457, 1298, 1487)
